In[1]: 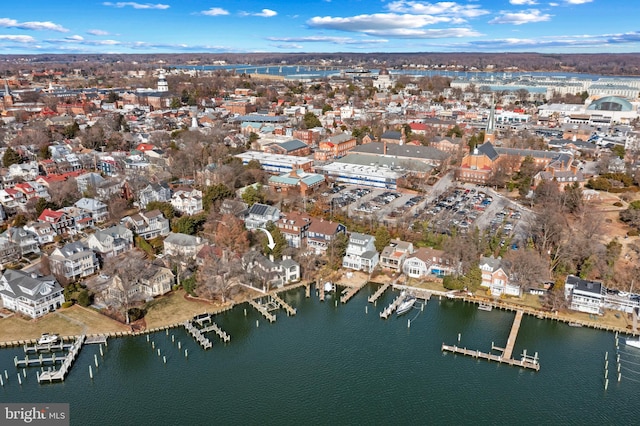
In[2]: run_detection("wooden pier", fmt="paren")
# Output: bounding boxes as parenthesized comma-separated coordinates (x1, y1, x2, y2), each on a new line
(184, 321, 212, 349)
(340, 286, 360, 304)
(16, 353, 65, 367)
(271, 294, 297, 315)
(85, 335, 108, 345)
(24, 341, 73, 354)
(368, 282, 390, 304)
(37, 335, 85, 383)
(503, 310, 523, 359)
(305, 284, 310, 298)
(248, 299, 276, 323)
(441, 309, 539, 371)
(380, 293, 406, 319)
(318, 284, 325, 302)
(200, 322, 231, 343)
(441, 344, 540, 371)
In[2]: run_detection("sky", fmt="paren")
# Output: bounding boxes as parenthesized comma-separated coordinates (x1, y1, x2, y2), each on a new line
(0, 0, 639, 54)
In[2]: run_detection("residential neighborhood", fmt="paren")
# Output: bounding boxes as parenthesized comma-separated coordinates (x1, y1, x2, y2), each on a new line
(0, 58, 638, 332)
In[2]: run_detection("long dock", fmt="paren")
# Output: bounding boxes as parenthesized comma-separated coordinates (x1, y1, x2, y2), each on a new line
(441, 309, 539, 371)
(341, 286, 360, 304)
(248, 299, 276, 322)
(85, 335, 108, 345)
(201, 322, 231, 343)
(503, 310, 523, 359)
(368, 282, 390, 304)
(16, 353, 65, 367)
(37, 335, 85, 383)
(380, 293, 406, 319)
(184, 321, 212, 349)
(441, 344, 540, 371)
(24, 341, 73, 354)
(271, 294, 297, 316)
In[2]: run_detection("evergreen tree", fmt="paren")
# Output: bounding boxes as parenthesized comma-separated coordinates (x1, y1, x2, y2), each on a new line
(374, 226, 391, 253)
(2, 146, 22, 167)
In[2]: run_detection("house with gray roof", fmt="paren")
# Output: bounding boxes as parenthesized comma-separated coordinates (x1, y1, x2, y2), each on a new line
(0, 269, 64, 318)
(75, 197, 108, 223)
(163, 232, 204, 260)
(242, 251, 300, 289)
(49, 241, 99, 282)
(342, 232, 379, 273)
(479, 255, 521, 297)
(138, 182, 171, 209)
(0, 227, 39, 257)
(86, 225, 133, 259)
(120, 210, 170, 240)
(244, 203, 281, 230)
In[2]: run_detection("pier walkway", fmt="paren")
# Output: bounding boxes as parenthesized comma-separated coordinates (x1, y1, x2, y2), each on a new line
(271, 294, 297, 316)
(24, 341, 73, 354)
(184, 321, 212, 349)
(368, 282, 390, 304)
(201, 322, 231, 343)
(248, 299, 276, 322)
(441, 309, 539, 371)
(37, 335, 85, 383)
(380, 293, 406, 319)
(503, 310, 523, 359)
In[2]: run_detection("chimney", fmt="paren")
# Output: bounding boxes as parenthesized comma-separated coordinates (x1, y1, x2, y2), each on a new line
(383, 140, 387, 155)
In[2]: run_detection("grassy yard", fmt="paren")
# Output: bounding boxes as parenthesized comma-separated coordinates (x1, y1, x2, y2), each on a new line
(143, 289, 226, 329)
(0, 305, 129, 342)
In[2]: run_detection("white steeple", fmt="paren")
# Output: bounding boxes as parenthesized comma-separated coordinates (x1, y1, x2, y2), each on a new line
(157, 69, 168, 92)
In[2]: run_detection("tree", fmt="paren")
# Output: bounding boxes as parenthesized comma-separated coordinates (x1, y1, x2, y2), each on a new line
(261, 222, 288, 260)
(241, 184, 266, 206)
(103, 256, 146, 324)
(2, 146, 22, 167)
(172, 213, 206, 235)
(303, 112, 322, 129)
(203, 183, 233, 212)
(503, 248, 550, 290)
(374, 226, 391, 253)
(446, 124, 463, 138)
(146, 201, 176, 220)
(612, 145, 626, 159)
(214, 214, 249, 255)
(327, 233, 348, 270)
(48, 178, 81, 208)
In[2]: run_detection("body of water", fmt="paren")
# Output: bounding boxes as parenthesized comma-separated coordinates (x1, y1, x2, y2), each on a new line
(1, 286, 638, 425)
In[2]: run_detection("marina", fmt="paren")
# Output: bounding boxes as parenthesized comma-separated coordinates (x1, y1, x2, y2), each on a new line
(0, 285, 638, 424)
(35, 335, 85, 383)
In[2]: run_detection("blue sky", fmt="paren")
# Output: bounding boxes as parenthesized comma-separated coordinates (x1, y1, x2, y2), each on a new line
(0, 0, 638, 54)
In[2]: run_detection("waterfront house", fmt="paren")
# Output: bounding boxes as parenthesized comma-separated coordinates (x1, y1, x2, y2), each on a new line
(242, 251, 300, 289)
(306, 219, 346, 254)
(0, 236, 20, 266)
(479, 256, 521, 297)
(342, 232, 379, 273)
(108, 263, 174, 303)
(380, 240, 414, 272)
(49, 241, 100, 282)
(120, 210, 170, 240)
(564, 275, 605, 315)
(0, 269, 64, 319)
(402, 247, 452, 278)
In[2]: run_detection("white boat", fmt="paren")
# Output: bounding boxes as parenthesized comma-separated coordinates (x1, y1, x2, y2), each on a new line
(396, 296, 416, 316)
(625, 338, 640, 349)
(38, 333, 58, 345)
(478, 303, 493, 312)
(324, 282, 334, 293)
(568, 322, 583, 327)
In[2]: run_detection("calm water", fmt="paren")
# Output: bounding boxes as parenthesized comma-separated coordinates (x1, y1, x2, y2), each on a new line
(1, 286, 638, 425)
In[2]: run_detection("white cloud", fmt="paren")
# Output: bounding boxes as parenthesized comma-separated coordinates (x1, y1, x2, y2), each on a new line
(241, 9, 277, 17)
(510, 0, 537, 4)
(87, 29, 110, 36)
(489, 9, 552, 25)
(565, 0, 592, 4)
(386, 1, 489, 18)
(201, 8, 229, 16)
(65, 35, 84, 41)
(0, 18, 69, 32)
(272, 43, 304, 49)
(549, 2, 559, 6)
(309, 13, 456, 32)
(0, 35, 37, 43)
(102, 2, 169, 9)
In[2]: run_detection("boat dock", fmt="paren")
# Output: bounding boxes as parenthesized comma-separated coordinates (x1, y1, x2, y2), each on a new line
(248, 299, 276, 323)
(184, 321, 212, 349)
(441, 309, 539, 371)
(200, 322, 231, 343)
(271, 294, 297, 316)
(36, 335, 85, 383)
(503, 310, 523, 359)
(85, 335, 108, 345)
(24, 341, 73, 354)
(368, 282, 390, 304)
(340, 286, 361, 304)
(380, 293, 407, 319)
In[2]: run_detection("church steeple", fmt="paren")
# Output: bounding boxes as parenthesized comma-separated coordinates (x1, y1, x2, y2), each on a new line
(2, 79, 13, 108)
(484, 95, 496, 143)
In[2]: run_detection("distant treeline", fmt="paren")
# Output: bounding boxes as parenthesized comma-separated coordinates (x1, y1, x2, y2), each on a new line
(2, 52, 640, 76)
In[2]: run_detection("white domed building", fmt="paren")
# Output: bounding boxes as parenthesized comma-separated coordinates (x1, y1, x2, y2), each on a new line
(373, 68, 394, 91)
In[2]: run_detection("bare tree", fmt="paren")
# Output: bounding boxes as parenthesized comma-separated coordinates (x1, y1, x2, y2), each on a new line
(103, 256, 146, 324)
(503, 248, 550, 290)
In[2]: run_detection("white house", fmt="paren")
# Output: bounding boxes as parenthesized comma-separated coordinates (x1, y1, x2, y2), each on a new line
(120, 210, 170, 240)
(75, 198, 109, 223)
(170, 189, 203, 216)
(0, 269, 64, 318)
(86, 225, 134, 259)
(49, 241, 100, 282)
(479, 256, 521, 297)
(244, 203, 281, 230)
(342, 232, 379, 273)
(402, 247, 452, 278)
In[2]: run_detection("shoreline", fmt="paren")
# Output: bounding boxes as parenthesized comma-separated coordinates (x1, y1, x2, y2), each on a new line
(0, 280, 637, 347)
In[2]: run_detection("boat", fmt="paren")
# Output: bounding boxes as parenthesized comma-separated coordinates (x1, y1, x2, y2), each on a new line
(396, 296, 416, 316)
(38, 333, 59, 345)
(478, 303, 493, 312)
(324, 282, 334, 293)
(625, 338, 640, 349)
(568, 322, 583, 327)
